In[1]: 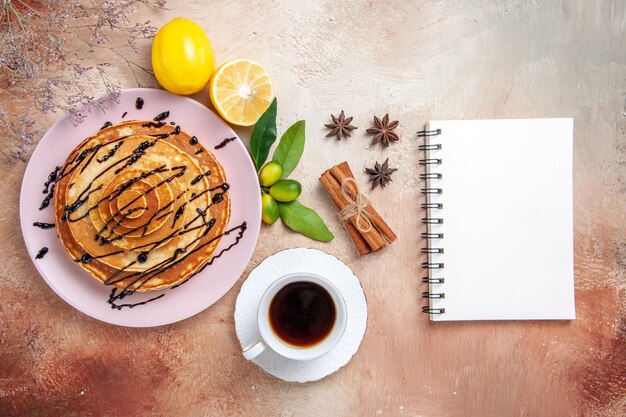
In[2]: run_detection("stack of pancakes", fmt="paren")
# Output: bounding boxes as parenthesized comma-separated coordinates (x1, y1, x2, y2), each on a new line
(53, 120, 231, 291)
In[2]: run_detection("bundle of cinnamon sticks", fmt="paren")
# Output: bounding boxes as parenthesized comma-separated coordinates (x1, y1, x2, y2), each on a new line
(320, 161, 397, 256)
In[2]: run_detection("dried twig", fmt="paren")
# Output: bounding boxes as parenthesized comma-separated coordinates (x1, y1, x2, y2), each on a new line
(0, 0, 167, 161)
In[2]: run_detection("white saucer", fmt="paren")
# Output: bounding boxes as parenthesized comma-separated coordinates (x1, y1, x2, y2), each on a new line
(234, 248, 367, 383)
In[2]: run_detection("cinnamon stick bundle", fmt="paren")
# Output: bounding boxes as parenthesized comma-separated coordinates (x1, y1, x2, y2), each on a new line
(320, 161, 396, 256)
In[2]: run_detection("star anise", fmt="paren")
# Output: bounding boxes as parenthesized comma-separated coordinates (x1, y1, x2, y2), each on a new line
(325, 110, 357, 140)
(365, 158, 398, 189)
(366, 114, 400, 148)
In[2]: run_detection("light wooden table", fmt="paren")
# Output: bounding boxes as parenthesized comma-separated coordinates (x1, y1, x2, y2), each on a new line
(1, 1, 625, 416)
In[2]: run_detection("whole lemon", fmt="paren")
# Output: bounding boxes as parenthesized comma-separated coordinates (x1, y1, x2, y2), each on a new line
(259, 161, 283, 187)
(269, 179, 302, 202)
(261, 193, 279, 224)
(152, 18, 215, 95)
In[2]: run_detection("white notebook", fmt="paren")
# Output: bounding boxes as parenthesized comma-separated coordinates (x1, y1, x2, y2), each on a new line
(419, 118, 575, 321)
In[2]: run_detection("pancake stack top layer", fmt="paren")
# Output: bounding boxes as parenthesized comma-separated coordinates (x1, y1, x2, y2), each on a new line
(53, 120, 231, 292)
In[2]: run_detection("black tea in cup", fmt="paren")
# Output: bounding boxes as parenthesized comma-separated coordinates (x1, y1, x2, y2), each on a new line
(269, 281, 336, 347)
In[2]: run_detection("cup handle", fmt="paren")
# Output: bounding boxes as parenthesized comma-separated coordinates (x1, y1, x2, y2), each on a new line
(243, 340, 266, 360)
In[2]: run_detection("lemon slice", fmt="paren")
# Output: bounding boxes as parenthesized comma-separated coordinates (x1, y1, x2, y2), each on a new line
(209, 58, 273, 126)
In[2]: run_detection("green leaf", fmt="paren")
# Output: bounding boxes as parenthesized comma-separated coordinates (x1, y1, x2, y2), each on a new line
(278, 200, 334, 242)
(272, 120, 305, 178)
(249, 98, 277, 171)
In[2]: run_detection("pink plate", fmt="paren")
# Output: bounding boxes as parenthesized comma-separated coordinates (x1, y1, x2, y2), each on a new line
(20, 88, 261, 327)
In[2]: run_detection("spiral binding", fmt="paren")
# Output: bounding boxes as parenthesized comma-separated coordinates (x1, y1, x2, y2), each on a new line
(419, 158, 442, 165)
(421, 248, 444, 254)
(417, 128, 445, 315)
(422, 232, 443, 238)
(421, 262, 444, 269)
(422, 306, 445, 314)
(422, 291, 445, 299)
(421, 202, 443, 209)
(422, 277, 445, 283)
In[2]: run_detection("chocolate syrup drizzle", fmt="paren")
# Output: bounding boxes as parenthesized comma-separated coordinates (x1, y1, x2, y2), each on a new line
(214, 137, 237, 149)
(135, 97, 144, 110)
(36, 114, 245, 310)
(39, 166, 61, 210)
(122, 111, 128, 119)
(191, 169, 211, 185)
(43, 166, 60, 194)
(108, 288, 164, 310)
(153, 111, 169, 122)
(35, 247, 49, 259)
(171, 204, 186, 228)
(142, 121, 165, 129)
(171, 222, 247, 288)
(105, 221, 246, 308)
(40, 185, 55, 210)
(97, 142, 123, 163)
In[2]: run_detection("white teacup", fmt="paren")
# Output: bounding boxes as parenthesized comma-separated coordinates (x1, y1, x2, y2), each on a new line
(243, 272, 348, 361)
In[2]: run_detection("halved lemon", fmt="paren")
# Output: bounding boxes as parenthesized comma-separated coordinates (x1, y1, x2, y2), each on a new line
(209, 58, 273, 126)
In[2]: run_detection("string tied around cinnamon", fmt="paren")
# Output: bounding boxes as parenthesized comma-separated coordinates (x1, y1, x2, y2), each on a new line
(338, 178, 372, 233)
